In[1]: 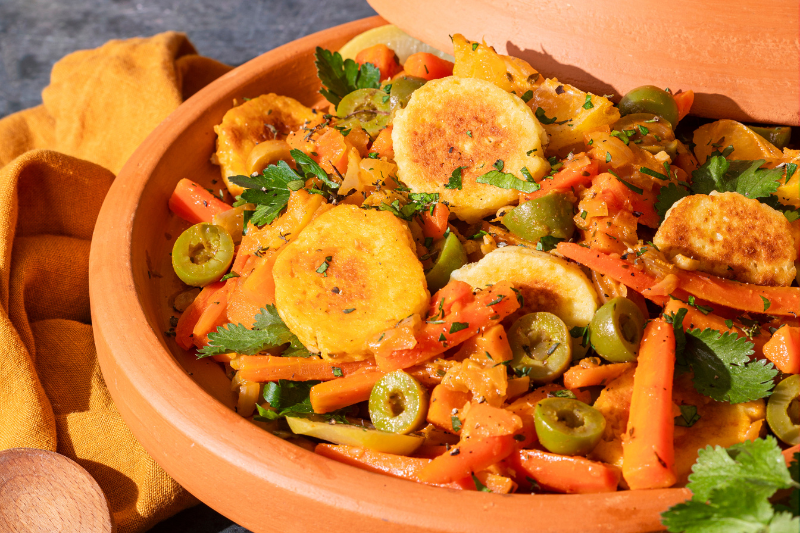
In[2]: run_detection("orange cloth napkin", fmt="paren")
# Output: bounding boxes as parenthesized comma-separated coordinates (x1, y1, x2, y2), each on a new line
(0, 33, 232, 532)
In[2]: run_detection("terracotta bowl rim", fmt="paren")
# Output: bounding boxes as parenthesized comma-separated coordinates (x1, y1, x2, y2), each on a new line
(89, 15, 690, 532)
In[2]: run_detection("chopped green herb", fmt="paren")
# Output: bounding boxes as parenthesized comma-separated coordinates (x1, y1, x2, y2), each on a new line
(451, 416, 462, 432)
(314, 47, 381, 106)
(446, 167, 465, 190)
(534, 107, 558, 125)
(332, 367, 343, 377)
(521, 90, 533, 103)
(220, 272, 240, 281)
(674, 404, 701, 427)
(582, 94, 594, 109)
(316, 256, 332, 276)
(449, 322, 469, 334)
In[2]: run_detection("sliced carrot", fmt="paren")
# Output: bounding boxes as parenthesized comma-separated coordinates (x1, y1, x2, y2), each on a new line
(782, 444, 800, 466)
(313, 127, 349, 176)
(460, 402, 522, 438)
(622, 319, 677, 490)
(672, 90, 694, 122)
(522, 156, 598, 202)
(563, 362, 636, 389)
(403, 52, 454, 81)
(453, 324, 513, 363)
(418, 434, 516, 484)
(427, 384, 471, 433)
(175, 281, 225, 350)
(420, 203, 450, 240)
(168, 178, 232, 225)
(234, 356, 374, 382)
(662, 299, 768, 357)
(355, 44, 402, 81)
(556, 242, 667, 304)
(509, 450, 620, 494)
(226, 251, 278, 327)
(675, 269, 800, 317)
(192, 285, 231, 349)
(315, 444, 472, 489)
(763, 326, 800, 374)
(369, 125, 393, 159)
(376, 280, 521, 371)
(309, 370, 386, 414)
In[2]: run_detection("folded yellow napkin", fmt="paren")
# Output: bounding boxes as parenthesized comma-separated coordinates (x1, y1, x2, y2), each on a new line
(0, 32, 232, 532)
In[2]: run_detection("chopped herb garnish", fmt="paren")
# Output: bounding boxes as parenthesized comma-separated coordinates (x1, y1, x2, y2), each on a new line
(616, 177, 644, 194)
(332, 367, 343, 377)
(316, 256, 332, 276)
(449, 322, 469, 334)
(343, 308, 356, 314)
(220, 272, 240, 281)
(640, 166, 669, 181)
(534, 107, 558, 125)
(314, 47, 380, 106)
(445, 166, 465, 190)
(582, 94, 594, 109)
(451, 416, 462, 432)
(674, 404, 701, 427)
(760, 296, 771, 312)
(521, 90, 533, 103)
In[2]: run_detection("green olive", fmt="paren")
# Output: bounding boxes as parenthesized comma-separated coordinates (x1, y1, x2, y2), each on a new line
(509, 312, 572, 383)
(589, 297, 646, 363)
(369, 370, 428, 434)
(502, 192, 575, 244)
(613, 113, 678, 157)
(534, 397, 606, 456)
(766, 374, 799, 446)
(286, 416, 424, 455)
(748, 126, 792, 150)
(388, 76, 426, 110)
(425, 232, 467, 293)
(337, 88, 392, 137)
(618, 86, 679, 127)
(171, 223, 234, 287)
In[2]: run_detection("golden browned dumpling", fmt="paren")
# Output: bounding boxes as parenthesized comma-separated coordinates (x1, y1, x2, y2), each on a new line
(392, 77, 549, 223)
(214, 94, 317, 196)
(272, 204, 429, 359)
(654, 191, 796, 286)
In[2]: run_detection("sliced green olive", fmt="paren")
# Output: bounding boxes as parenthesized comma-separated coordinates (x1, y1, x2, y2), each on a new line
(337, 88, 392, 137)
(534, 397, 606, 456)
(589, 297, 646, 363)
(388, 76, 426, 109)
(502, 192, 575, 243)
(369, 370, 428, 434)
(748, 126, 792, 150)
(285, 416, 423, 455)
(766, 374, 799, 446)
(424, 232, 467, 293)
(618, 86, 679, 127)
(171, 223, 234, 286)
(509, 312, 572, 384)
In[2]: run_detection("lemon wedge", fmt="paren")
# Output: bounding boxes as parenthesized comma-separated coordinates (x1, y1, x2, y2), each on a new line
(338, 24, 453, 63)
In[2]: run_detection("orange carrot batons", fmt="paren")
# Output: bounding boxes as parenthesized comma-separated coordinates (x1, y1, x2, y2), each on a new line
(622, 319, 677, 490)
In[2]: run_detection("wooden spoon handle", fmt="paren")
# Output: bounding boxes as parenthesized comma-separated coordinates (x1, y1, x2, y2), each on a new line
(0, 448, 114, 533)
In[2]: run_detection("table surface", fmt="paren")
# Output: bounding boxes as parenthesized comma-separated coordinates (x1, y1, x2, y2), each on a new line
(0, 0, 376, 531)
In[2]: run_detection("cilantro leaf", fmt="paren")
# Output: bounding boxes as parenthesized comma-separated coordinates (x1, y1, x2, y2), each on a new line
(314, 47, 380, 106)
(198, 305, 308, 358)
(683, 328, 777, 403)
(655, 182, 690, 221)
(674, 404, 701, 427)
(446, 167, 465, 190)
(229, 160, 298, 226)
(255, 380, 349, 422)
(536, 235, 564, 251)
(661, 437, 800, 533)
(534, 107, 558, 124)
(476, 170, 540, 193)
(291, 149, 339, 190)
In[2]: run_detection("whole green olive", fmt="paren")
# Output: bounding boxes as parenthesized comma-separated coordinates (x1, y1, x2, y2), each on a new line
(618, 86, 679, 127)
(589, 297, 646, 363)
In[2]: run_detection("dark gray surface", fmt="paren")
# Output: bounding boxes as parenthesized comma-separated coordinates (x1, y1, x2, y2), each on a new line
(0, 0, 376, 119)
(0, 1, 376, 531)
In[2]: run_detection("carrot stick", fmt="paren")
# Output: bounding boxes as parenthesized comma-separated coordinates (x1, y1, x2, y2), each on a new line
(426, 384, 471, 433)
(763, 326, 800, 374)
(509, 449, 620, 493)
(175, 281, 225, 350)
(234, 356, 375, 382)
(403, 52, 454, 81)
(675, 270, 800, 317)
(309, 370, 386, 414)
(563, 362, 636, 389)
(315, 444, 472, 489)
(192, 285, 230, 349)
(377, 280, 521, 371)
(418, 434, 516, 484)
(782, 444, 800, 466)
(522, 156, 598, 202)
(420, 203, 450, 240)
(622, 319, 677, 490)
(673, 90, 694, 122)
(355, 44, 402, 81)
(168, 178, 232, 224)
(557, 242, 668, 304)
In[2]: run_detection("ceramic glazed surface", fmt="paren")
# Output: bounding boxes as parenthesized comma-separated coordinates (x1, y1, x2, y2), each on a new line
(369, 0, 800, 126)
(90, 16, 690, 533)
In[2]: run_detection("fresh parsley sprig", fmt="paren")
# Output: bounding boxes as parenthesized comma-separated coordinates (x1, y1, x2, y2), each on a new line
(654, 146, 790, 221)
(229, 149, 337, 228)
(198, 305, 310, 358)
(314, 47, 381, 106)
(661, 437, 799, 533)
(665, 310, 777, 404)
